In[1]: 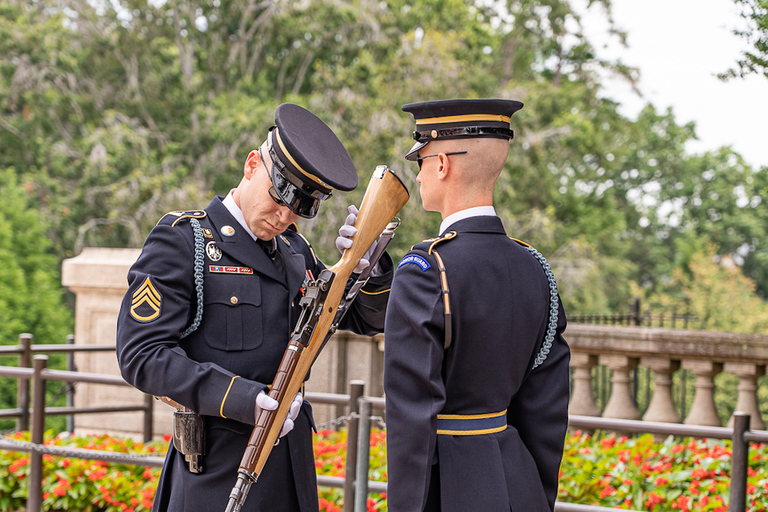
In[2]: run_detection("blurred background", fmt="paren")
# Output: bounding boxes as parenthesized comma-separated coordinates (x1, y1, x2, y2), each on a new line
(1, 0, 767, 364)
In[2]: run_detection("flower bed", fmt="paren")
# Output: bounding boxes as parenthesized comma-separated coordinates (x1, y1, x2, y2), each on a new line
(0, 431, 165, 512)
(2, 428, 768, 511)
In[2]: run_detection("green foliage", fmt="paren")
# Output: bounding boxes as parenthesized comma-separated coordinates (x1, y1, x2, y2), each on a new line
(643, 244, 768, 333)
(722, 0, 768, 80)
(1, 430, 165, 512)
(5, 429, 768, 511)
(0, 169, 73, 429)
(0, 0, 766, 324)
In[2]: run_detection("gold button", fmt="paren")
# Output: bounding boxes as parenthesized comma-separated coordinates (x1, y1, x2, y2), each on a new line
(230, 296, 239, 305)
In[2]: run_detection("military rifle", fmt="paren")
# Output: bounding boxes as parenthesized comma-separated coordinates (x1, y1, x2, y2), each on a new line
(224, 165, 409, 512)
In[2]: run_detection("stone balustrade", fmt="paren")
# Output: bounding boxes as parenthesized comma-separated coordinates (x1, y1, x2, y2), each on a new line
(61, 248, 768, 438)
(567, 324, 768, 430)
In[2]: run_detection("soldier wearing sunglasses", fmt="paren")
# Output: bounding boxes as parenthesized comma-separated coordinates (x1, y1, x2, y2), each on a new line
(117, 103, 393, 512)
(384, 99, 570, 512)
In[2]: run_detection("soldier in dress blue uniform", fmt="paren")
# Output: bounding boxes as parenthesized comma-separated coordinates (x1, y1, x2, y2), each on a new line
(116, 103, 393, 512)
(383, 99, 571, 512)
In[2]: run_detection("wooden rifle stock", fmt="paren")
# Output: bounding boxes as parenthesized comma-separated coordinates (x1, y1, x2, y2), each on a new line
(225, 166, 409, 512)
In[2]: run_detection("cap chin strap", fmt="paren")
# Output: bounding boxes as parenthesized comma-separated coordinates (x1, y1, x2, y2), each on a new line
(413, 126, 514, 142)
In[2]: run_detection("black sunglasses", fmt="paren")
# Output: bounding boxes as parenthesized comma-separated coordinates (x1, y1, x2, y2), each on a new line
(417, 151, 468, 170)
(258, 147, 328, 218)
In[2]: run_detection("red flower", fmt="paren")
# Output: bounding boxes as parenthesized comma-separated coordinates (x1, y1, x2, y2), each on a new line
(599, 486, 615, 499)
(9, 457, 29, 474)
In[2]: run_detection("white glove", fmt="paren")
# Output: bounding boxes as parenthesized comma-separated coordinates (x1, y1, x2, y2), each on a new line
(255, 390, 303, 438)
(335, 205, 377, 274)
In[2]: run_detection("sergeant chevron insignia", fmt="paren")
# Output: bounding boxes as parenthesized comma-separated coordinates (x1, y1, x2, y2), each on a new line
(130, 276, 162, 322)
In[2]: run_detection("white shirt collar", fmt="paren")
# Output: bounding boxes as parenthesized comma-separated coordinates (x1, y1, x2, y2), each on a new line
(222, 190, 260, 242)
(439, 206, 497, 235)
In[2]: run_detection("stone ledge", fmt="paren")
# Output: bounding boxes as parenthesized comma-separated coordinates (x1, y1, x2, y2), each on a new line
(567, 323, 768, 362)
(62, 248, 141, 291)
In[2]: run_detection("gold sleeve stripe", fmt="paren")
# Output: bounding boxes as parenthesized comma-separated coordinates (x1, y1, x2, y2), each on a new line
(437, 409, 507, 420)
(416, 114, 511, 125)
(220, 376, 241, 418)
(437, 425, 507, 436)
(360, 288, 390, 295)
(275, 128, 331, 189)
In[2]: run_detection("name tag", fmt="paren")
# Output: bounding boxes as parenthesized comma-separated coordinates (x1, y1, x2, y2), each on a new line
(209, 265, 253, 274)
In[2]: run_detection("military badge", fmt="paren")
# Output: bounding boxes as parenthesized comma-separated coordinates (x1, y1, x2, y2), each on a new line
(221, 225, 235, 237)
(209, 266, 253, 274)
(203, 228, 213, 239)
(280, 235, 291, 246)
(300, 269, 314, 296)
(206, 241, 222, 262)
(130, 276, 162, 322)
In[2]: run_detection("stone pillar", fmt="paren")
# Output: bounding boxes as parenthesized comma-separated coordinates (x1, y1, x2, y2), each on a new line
(641, 357, 681, 423)
(682, 361, 723, 426)
(61, 248, 174, 439)
(568, 353, 601, 417)
(724, 362, 766, 430)
(599, 355, 639, 420)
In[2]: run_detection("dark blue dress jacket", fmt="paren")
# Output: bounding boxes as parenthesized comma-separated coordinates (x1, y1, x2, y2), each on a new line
(384, 216, 570, 512)
(116, 196, 392, 512)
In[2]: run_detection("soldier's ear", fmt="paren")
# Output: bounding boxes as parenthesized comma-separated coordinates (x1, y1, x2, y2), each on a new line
(244, 150, 260, 179)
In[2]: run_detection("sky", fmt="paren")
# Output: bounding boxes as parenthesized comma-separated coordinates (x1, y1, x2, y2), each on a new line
(578, 0, 768, 169)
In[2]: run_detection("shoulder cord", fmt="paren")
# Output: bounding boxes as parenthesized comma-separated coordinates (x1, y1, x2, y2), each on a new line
(180, 218, 205, 339)
(433, 244, 559, 369)
(525, 246, 559, 370)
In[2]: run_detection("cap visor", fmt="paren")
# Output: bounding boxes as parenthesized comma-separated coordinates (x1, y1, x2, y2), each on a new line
(405, 141, 428, 161)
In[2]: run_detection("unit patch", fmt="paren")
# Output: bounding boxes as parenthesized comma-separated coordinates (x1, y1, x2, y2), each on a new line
(209, 265, 253, 274)
(130, 276, 162, 323)
(221, 225, 235, 237)
(398, 254, 431, 271)
(205, 241, 222, 262)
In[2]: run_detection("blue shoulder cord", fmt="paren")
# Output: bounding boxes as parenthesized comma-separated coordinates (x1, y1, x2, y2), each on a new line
(525, 246, 559, 370)
(180, 218, 205, 339)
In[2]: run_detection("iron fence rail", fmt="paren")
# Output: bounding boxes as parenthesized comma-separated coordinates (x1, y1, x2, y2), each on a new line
(2, 339, 767, 512)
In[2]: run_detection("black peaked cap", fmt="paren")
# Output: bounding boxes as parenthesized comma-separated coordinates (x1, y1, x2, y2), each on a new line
(272, 103, 358, 192)
(401, 98, 524, 160)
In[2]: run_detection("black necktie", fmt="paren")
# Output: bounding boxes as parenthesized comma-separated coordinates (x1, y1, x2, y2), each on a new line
(258, 238, 276, 259)
(258, 238, 285, 278)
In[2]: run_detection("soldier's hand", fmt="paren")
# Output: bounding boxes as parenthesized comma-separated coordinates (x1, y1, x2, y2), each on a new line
(336, 205, 377, 274)
(254, 390, 302, 438)
(281, 392, 303, 438)
(255, 390, 278, 424)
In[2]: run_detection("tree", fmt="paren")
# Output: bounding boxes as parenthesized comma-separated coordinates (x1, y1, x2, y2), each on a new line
(0, 168, 73, 421)
(721, 0, 768, 79)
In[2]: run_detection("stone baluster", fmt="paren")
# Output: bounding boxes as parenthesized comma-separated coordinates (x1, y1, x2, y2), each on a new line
(641, 357, 681, 424)
(599, 355, 640, 420)
(724, 362, 766, 430)
(568, 353, 601, 417)
(682, 361, 723, 426)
